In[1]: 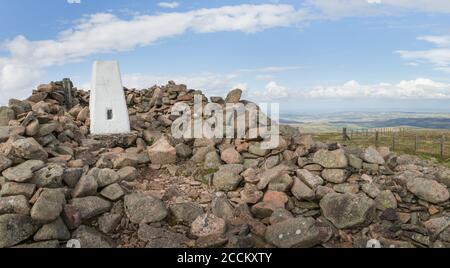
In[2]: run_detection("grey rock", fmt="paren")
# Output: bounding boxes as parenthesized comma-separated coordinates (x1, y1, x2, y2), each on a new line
(33, 217, 70, 241)
(70, 196, 111, 220)
(0, 195, 30, 215)
(248, 143, 270, 157)
(124, 193, 168, 224)
(175, 143, 192, 159)
(320, 193, 376, 229)
(313, 149, 348, 168)
(0, 182, 35, 198)
(268, 173, 293, 192)
(265, 217, 332, 248)
(117, 166, 139, 181)
(361, 183, 381, 198)
(72, 225, 114, 248)
(31, 189, 66, 223)
(225, 88, 242, 103)
(296, 169, 323, 189)
(30, 163, 64, 188)
(62, 168, 83, 188)
(169, 202, 204, 225)
(95, 168, 120, 188)
(37, 123, 57, 136)
(11, 138, 48, 161)
(0, 106, 15, 126)
(256, 164, 290, 190)
(406, 177, 449, 204)
(348, 154, 363, 169)
(333, 183, 359, 194)
(2, 160, 45, 182)
(100, 183, 125, 201)
(0, 214, 38, 248)
(112, 152, 140, 169)
(375, 190, 397, 210)
(0, 155, 12, 172)
(204, 151, 222, 170)
(211, 193, 235, 222)
(362, 146, 385, 165)
(72, 175, 98, 198)
(291, 177, 315, 201)
(98, 213, 122, 234)
(321, 169, 347, 184)
(9, 99, 31, 115)
(213, 170, 242, 192)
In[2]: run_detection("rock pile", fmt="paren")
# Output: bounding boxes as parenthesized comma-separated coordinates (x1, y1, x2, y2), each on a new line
(1, 81, 450, 248)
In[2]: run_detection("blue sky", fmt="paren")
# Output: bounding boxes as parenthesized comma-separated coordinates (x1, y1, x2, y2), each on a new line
(2, 0, 450, 113)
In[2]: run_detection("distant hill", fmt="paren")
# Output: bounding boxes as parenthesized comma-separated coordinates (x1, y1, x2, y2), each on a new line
(332, 117, 450, 129)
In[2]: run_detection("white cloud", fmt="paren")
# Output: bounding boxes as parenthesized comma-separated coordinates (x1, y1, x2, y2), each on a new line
(397, 35, 450, 71)
(253, 81, 290, 100)
(67, 0, 81, 4)
(304, 0, 450, 19)
(304, 78, 450, 99)
(158, 2, 179, 9)
(0, 4, 307, 101)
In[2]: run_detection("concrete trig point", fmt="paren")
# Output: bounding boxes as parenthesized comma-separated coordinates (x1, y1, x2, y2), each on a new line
(89, 61, 130, 135)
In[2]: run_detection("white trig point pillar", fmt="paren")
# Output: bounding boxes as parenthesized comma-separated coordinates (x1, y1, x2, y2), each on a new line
(89, 61, 130, 135)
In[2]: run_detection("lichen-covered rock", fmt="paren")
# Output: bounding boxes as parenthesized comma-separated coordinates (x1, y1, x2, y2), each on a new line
(362, 146, 385, 165)
(320, 193, 375, 229)
(2, 160, 45, 182)
(0, 195, 30, 215)
(124, 193, 168, 224)
(190, 213, 226, 238)
(0, 214, 38, 248)
(265, 217, 332, 248)
(72, 225, 114, 248)
(11, 138, 48, 161)
(70, 196, 111, 221)
(406, 177, 449, 204)
(31, 189, 66, 223)
(313, 149, 348, 168)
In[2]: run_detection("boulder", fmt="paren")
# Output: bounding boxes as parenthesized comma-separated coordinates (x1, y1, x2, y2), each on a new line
(31, 189, 66, 223)
(30, 163, 64, 188)
(313, 149, 348, 168)
(225, 88, 242, 103)
(0, 182, 36, 198)
(265, 217, 332, 248)
(2, 160, 45, 182)
(321, 169, 347, 184)
(406, 177, 449, 204)
(33, 217, 70, 241)
(362, 146, 385, 165)
(320, 193, 375, 229)
(0, 106, 15, 126)
(70, 197, 111, 220)
(0, 214, 38, 248)
(190, 214, 226, 238)
(0, 195, 30, 215)
(221, 147, 243, 164)
(170, 202, 204, 225)
(72, 225, 114, 248)
(11, 138, 48, 161)
(124, 193, 168, 224)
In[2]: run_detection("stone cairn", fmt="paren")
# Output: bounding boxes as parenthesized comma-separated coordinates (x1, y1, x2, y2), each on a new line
(0, 80, 450, 248)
